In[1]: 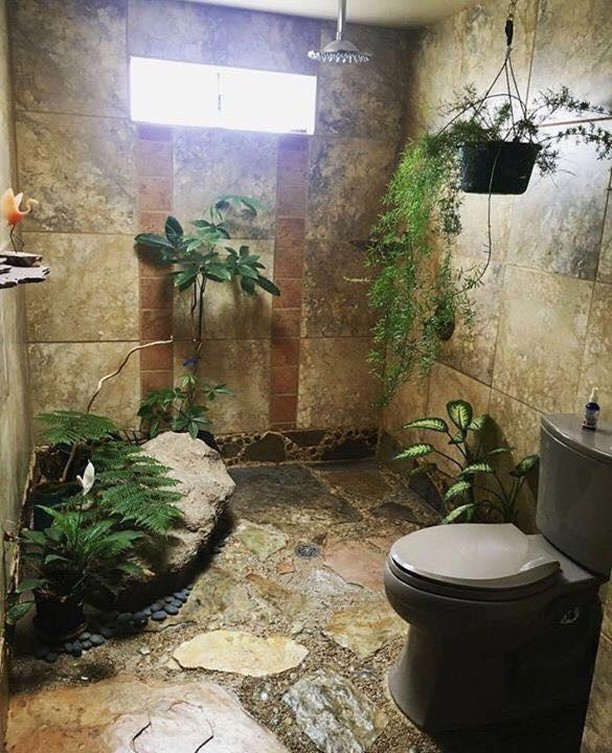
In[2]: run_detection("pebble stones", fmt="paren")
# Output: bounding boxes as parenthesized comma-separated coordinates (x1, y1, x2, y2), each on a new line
(151, 611, 168, 622)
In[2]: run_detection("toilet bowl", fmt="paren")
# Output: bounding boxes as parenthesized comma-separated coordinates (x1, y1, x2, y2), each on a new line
(384, 414, 612, 731)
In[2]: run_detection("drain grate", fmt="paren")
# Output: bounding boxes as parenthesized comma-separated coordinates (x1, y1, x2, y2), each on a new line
(295, 543, 321, 559)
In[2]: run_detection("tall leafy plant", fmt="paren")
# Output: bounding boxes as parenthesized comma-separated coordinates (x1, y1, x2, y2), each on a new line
(135, 195, 280, 433)
(397, 399, 538, 524)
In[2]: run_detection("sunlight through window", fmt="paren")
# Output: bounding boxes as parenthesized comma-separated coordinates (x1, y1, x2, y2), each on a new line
(130, 57, 317, 134)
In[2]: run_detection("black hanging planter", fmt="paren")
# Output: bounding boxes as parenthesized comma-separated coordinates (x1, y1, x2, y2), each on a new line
(458, 141, 541, 195)
(33, 591, 86, 641)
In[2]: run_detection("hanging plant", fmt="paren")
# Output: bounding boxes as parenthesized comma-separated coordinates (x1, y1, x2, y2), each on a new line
(367, 4, 612, 405)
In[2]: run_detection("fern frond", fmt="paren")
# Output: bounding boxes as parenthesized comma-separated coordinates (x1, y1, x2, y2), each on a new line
(38, 411, 118, 446)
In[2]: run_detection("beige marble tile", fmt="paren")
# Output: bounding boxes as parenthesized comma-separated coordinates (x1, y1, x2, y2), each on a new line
(581, 634, 612, 753)
(493, 266, 592, 413)
(28, 341, 140, 430)
(307, 137, 397, 242)
(454, 193, 515, 265)
(576, 283, 612, 417)
(10, 0, 128, 117)
(225, 9, 320, 75)
(380, 375, 430, 448)
(174, 129, 278, 240)
(24, 233, 138, 342)
(302, 240, 374, 338)
(173, 241, 274, 341)
(128, 0, 228, 64)
(531, 0, 612, 105)
(174, 339, 270, 434)
(439, 257, 504, 385)
(597, 196, 612, 284)
(16, 112, 136, 234)
(316, 24, 408, 141)
(297, 338, 380, 428)
(457, 0, 537, 95)
(506, 140, 609, 281)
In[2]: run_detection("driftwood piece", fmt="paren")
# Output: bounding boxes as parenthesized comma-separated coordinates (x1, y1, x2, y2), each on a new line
(0, 265, 50, 288)
(0, 251, 43, 267)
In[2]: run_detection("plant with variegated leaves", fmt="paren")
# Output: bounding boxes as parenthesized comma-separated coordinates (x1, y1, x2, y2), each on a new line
(396, 399, 538, 523)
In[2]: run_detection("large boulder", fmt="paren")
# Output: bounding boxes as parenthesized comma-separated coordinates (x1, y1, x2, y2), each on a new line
(117, 432, 235, 606)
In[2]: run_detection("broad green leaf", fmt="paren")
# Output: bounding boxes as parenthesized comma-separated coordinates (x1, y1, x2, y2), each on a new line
(467, 414, 490, 432)
(44, 554, 71, 565)
(236, 264, 259, 280)
(448, 431, 467, 445)
(395, 443, 435, 460)
(20, 529, 46, 546)
(443, 503, 477, 523)
(460, 461, 494, 477)
(403, 417, 448, 432)
(6, 602, 35, 624)
(408, 461, 438, 476)
(165, 216, 183, 244)
(487, 447, 513, 457)
(254, 276, 281, 296)
(447, 400, 473, 431)
(14, 578, 46, 594)
(510, 454, 539, 478)
(240, 277, 256, 295)
(444, 479, 472, 501)
(134, 233, 174, 250)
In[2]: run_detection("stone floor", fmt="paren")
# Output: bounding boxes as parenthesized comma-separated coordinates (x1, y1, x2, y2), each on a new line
(6, 459, 588, 753)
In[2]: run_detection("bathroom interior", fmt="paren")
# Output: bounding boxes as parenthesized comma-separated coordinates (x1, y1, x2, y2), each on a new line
(0, 0, 611, 751)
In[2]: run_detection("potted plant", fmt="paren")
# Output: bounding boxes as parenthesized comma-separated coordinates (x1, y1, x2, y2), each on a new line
(135, 195, 280, 440)
(367, 86, 612, 404)
(8, 412, 184, 639)
(396, 399, 538, 524)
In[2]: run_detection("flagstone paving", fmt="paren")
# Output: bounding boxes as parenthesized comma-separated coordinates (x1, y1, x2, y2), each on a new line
(7, 459, 589, 753)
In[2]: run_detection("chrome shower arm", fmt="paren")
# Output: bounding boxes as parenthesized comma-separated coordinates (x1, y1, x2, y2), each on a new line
(336, 0, 346, 41)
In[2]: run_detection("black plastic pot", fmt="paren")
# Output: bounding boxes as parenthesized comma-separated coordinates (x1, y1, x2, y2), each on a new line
(197, 430, 221, 453)
(33, 591, 86, 640)
(30, 481, 80, 531)
(459, 141, 541, 195)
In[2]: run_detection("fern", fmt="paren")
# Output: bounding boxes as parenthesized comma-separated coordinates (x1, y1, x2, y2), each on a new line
(38, 411, 118, 446)
(90, 441, 183, 535)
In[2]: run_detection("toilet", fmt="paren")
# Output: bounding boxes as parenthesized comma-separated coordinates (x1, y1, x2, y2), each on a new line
(384, 414, 612, 731)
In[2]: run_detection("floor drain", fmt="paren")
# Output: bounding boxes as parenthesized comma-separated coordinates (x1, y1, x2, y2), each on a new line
(295, 543, 321, 559)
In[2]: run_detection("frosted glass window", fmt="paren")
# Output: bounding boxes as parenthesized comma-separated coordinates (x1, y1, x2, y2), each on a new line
(130, 57, 317, 134)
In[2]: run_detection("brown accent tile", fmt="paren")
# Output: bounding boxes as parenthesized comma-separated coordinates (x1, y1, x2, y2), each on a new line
(277, 181, 307, 219)
(270, 421, 296, 431)
(271, 394, 298, 424)
(137, 124, 173, 141)
(139, 342, 174, 371)
(276, 217, 305, 251)
(271, 366, 299, 396)
(278, 149, 308, 182)
(140, 277, 174, 309)
(138, 210, 168, 234)
(271, 339, 300, 368)
(136, 139, 173, 177)
(279, 134, 309, 152)
(272, 309, 301, 339)
(141, 370, 173, 395)
(141, 309, 173, 340)
(273, 278, 303, 309)
(138, 176, 172, 211)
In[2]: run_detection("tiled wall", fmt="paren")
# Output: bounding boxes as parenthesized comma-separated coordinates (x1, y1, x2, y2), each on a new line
(10, 0, 410, 434)
(382, 0, 612, 529)
(0, 0, 32, 737)
(581, 583, 611, 752)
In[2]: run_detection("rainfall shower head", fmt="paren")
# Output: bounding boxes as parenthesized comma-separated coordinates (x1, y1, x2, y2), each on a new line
(308, 0, 371, 65)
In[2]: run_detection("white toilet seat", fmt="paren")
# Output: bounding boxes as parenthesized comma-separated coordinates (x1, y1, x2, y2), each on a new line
(390, 523, 560, 594)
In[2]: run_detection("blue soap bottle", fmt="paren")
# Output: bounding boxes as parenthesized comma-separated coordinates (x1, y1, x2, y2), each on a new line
(582, 386, 600, 431)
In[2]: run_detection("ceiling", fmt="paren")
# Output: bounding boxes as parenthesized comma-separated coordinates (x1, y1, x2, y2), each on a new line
(185, 0, 475, 28)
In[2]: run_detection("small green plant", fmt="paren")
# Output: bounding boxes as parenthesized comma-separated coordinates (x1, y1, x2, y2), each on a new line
(135, 195, 280, 433)
(397, 399, 538, 524)
(137, 373, 232, 440)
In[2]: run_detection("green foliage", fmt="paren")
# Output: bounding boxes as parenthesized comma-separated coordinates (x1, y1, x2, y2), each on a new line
(38, 411, 118, 447)
(135, 195, 280, 427)
(138, 373, 232, 440)
(397, 399, 539, 524)
(368, 85, 611, 404)
(367, 133, 482, 404)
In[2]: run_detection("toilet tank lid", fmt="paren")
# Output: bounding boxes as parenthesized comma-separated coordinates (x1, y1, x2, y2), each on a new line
(542, 414, 612, 466)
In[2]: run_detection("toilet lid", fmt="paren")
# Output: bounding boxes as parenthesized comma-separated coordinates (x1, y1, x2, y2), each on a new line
(391, 523, 560, 591)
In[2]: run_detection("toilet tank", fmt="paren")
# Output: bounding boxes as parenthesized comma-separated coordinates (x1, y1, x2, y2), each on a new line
(537, 414, 612, 576)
